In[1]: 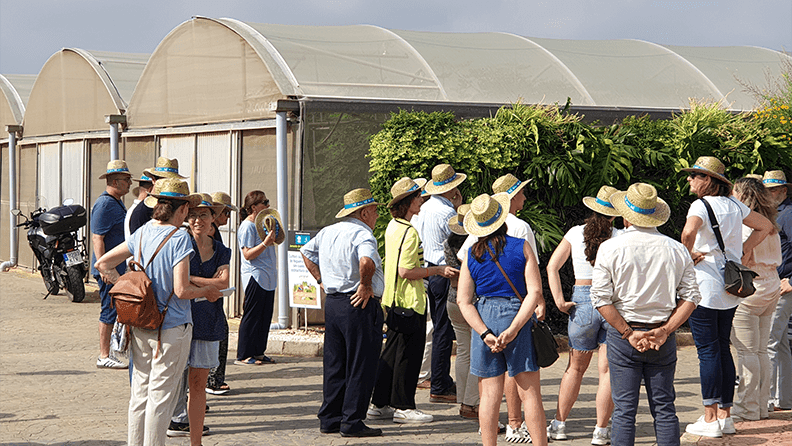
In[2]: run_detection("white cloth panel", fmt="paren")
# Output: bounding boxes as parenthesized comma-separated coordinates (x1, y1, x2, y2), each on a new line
(38, 142, 60, 209)
(61, 141, 85, 206)
(159, 135, 195, 188)
(196, 132, 231, 194)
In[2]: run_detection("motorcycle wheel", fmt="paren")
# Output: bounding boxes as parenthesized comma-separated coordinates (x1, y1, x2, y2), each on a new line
(40, 262, 60, 295)
(64, 265, 86, 303)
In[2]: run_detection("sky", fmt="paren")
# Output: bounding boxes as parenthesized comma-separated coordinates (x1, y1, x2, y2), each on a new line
(1, 0, 791, 75)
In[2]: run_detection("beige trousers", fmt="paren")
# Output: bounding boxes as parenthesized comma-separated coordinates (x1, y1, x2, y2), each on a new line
(447, 299, 480, 407)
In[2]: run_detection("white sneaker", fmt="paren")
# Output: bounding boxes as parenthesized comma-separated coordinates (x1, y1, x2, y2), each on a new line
(591, 426, 610, 445)
(547, 418, 567, 440)
(506, 422, 532, 443)
(367, 404, 394, 419)
(718, 417, 736, 435)
(685, 415, 722, 438)
(393, 408, 433, 424)
(96, 355, 127, 369)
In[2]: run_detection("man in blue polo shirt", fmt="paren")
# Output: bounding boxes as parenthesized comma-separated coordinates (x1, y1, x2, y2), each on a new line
(91, 160, 132, 369)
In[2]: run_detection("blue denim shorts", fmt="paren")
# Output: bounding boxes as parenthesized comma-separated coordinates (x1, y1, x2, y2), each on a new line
(470, 296, 538, 378)
(568, 286, 610, 352)
(188, 339, 220, 369)
(94, 275, 117, 325)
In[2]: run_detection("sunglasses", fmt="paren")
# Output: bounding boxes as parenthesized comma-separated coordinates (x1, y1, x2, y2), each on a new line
(688, 172, 706, 180)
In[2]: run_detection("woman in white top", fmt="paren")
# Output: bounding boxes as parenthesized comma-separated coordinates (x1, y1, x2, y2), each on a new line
(546, 185, 621, 445)
(681, 157, 773, 438)
(730, 177, 782, 421)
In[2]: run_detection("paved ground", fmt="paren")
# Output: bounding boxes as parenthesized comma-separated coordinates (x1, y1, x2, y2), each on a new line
(1, 270, 790, 445)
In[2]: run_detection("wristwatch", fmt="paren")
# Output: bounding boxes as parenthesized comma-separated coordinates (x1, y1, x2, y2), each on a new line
(480, 328, 494, 340)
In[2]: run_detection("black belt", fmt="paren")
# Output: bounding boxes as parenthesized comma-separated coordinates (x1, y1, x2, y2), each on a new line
(627, 321, 663, 330)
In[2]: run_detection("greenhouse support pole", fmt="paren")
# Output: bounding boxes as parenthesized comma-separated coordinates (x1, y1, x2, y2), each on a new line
(274, 110, 289, 330)
(1, 126, 22, 272)
(105, 115, 126, 161)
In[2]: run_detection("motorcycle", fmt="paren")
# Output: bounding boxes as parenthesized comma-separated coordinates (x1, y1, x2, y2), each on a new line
(13, 199, 89, 302)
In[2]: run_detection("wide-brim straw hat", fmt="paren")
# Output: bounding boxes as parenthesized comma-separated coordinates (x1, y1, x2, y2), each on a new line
(211, 191, 238, 212)
(415, 178, 430, 197)
(492, 173, 527, 198)
(744, 174, 763, 181)
(143, 178, 201, 208)
(98, 160, 131, 179)
(132, 173, 155, 183)
(388, 177, 425, 208)
(762, 170, 792, 192)
(681, 156, 732, 186)
(463, 193, 511, 237)
(424, 164, 467, 195)
(609, 183, 670, 228)
(143, 157, 187, 179)
(335, 188, 380, 218)
(255, 209, 286, 245)
(582, 185, 622, 217)
(190, 193, 225, 215)
(448, 203, 471, 235)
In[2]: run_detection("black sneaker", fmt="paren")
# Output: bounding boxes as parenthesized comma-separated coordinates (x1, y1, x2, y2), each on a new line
(166, 421, 210, 437)
(340, 426, 383, 437)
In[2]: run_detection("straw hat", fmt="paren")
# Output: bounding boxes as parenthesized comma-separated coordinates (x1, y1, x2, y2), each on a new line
(98, 160, 131, 179)
(681, 156, 732, 186)
(762, 170, 792, 192)
(582, 185, 622, 217)
(423, 164, 467, 195)
(388, 177, 425, 208)
(492, 174, 527, 198)
(448, 203, 470, 235)
(190, 193, 225, 215)
(609, 183, 670, 228)
(211, 191, 238, 212)
(143, 178, 201, 208)
(255, 208, 286, 245)
(143, 157, 187, 179)
(415, 177, 430, 197)
(744, 174, 763, 181)
(463, 193, 511, 237)
(335, 188, 380, 218)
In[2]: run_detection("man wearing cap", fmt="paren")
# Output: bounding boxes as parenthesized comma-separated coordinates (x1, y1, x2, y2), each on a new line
(124, 173, 155, 240)
(411, 163, 464, 401)
(591, 183, 701, 446)
(763, 170, 792, 411)
(91, 160, 133, 369)
(300, 188, 386, 437)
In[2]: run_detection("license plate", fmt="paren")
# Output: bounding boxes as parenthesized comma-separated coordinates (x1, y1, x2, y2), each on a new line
(63, 250, 82, 267)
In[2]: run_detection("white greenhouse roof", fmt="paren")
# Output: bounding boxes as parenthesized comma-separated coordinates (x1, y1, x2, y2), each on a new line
(0, 74, 35, 126)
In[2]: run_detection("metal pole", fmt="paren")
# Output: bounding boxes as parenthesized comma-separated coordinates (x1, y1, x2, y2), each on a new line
(1, 130, 19, 271)
(275, 111, 289, 329)
(109, 122, 119, 160)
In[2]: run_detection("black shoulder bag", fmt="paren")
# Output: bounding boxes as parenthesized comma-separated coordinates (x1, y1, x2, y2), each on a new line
(485, 244, 559, 368)
(699, 198, 758, 298)
(384, 221, 423, 334)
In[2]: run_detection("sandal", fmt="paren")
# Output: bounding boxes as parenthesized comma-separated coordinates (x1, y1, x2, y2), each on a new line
(206, 383, 231, 395)
(253, 355, 276, 364)
(234, 357, 263, 366)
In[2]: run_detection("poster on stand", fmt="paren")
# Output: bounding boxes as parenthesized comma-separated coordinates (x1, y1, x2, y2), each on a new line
(288, 237, 322, 309)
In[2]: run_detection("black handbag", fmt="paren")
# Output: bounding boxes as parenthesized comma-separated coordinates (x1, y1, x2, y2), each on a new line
(700, 198, 758, 298)
(486, 245, 559, 368)
(384, 220, 423, 335)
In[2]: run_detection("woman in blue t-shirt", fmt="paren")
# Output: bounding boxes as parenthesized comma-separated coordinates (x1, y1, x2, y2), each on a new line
(457, 193, 547, 446)
(167, 194, 231, 443)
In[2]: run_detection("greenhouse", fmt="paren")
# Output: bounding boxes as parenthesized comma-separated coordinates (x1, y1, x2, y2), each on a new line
(2, 16, 790, 326)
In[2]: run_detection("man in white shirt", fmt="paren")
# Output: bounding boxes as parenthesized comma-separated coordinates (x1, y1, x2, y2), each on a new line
(591, 183, 701, 446)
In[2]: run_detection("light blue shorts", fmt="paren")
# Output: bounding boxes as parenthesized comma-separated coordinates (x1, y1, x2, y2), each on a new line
(567, 285, 610, 352)
(470, 296, 538, 378)
(188, 339, 220, 369)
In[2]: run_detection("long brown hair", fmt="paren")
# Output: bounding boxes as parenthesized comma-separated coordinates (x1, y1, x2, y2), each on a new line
(240, 190, 267, 220)
(698, 174, 731, 197)
(734, 177, 780, 232)
(471, 224, 508, 262)
(583, 212, 614, 266)
(152, 198, 188, 222)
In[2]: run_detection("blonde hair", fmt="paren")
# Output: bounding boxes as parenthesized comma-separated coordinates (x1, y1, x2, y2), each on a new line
(733, 178, 779, 232)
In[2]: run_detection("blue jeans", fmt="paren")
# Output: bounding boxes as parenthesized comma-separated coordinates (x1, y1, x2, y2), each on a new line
(688, 305, 737, 407)
(607, 327, 679, 446)
(426, 272, 455, 394)
(768, 292, 792, 408)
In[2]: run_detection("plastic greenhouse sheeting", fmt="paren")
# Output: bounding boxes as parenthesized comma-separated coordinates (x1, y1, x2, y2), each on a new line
(0, 74, 34, 126)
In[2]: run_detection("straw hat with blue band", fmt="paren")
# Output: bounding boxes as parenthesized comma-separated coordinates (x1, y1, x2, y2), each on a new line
(143, 178, 201, 208)
(762, 170, 792, 192)
(582, 185, 622, 217)
(492, 173, 528, 198)
(132, 173, 155, 183)
(211, 191, 238, 212)
(335, 188, 381, 218)
(463, 193, 511, 237)
(423, 164, 467, 195)
(98, 160, 132, 179)
(190, 193, 225, 215)
(388, 177, 426, 208)
(609, 183, 670, 228)
(448, 203, 470, 235)
(143, 157, 187, 179)
(255, 208, 286, 245)
(680, 156, 731, 186)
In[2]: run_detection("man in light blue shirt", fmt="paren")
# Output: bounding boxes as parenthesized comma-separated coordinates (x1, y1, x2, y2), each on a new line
(412, 164, 464, 400)
(301, 188, 385, 438)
